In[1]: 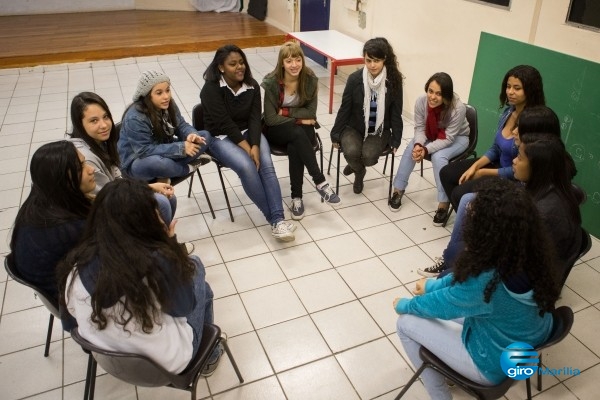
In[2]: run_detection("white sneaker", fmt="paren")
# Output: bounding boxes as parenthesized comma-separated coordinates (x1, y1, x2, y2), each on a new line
(272, 220, 295, 242)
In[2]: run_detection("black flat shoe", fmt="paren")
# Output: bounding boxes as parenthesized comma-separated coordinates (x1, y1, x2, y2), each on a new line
(343, 165, 354, 176)
(433, 208, 449, 226)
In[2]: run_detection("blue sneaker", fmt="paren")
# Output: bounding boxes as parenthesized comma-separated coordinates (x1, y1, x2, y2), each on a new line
(291, 198, 305, 220)
(316, 183, 341, 205)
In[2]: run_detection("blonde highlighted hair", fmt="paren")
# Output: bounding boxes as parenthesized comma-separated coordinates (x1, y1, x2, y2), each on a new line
(271, 41, 316, 105)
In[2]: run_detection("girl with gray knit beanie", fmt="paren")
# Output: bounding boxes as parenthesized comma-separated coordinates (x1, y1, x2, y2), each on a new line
(118, 70, 212, 183)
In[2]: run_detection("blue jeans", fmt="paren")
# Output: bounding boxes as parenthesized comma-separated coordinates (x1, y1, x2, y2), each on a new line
(396, 314, 494, 400)
(439, 192, 476, 278)
(393, 136, 468, 202)
(129, 131, 211, 181)
(155, 193, 177, 225)
(186, 256, 220, 363)
(208, 133, 284, 225)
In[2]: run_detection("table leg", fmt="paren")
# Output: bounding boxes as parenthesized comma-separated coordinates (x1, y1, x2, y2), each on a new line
(329, 60, 336, 114)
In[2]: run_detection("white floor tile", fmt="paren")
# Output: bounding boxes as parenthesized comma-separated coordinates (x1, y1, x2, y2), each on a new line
(226, 253, 286, 292)
(213, 295, 254, 337)
(257, 316, 331, 372)
(316, 232, 376, 267)
(240, 282, 306, 329)
(336, 338, 414, 399)
(207, 332, 274, 394)
(356, 222, 414, 256)
(271, 242, 333, 279)
(278, 357, 360, 400)
(312, 300, 382, 352)
(290, 269, 355, 313)
(337, 257, 401, 298)
(212, 376, 285, 400)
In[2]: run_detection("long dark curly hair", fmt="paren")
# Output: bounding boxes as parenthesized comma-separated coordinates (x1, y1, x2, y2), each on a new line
(452, 178, 559, 315)
(498, 65, 545, 109)
(58, 179, 195, 333)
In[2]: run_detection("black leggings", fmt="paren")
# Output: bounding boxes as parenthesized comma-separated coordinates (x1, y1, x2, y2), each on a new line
(264, 121, 324, 199)
(439, 158, 499, 209)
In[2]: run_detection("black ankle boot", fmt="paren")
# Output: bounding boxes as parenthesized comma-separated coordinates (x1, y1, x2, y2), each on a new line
(353, 169, 366, 194)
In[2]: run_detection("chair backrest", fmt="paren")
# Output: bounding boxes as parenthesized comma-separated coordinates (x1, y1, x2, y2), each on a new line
(572, 183, 587, 205)
(70, 323, 222, 391)
(71, 327, 179, 388)
(192, 103, 204, 131)
(4, 256, 60, 318)
(538, 306, 574, 352)
(464, 103, 478, 154)
(578, 228, 592, 261)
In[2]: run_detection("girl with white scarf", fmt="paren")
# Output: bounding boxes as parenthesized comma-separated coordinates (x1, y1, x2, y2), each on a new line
(330, 37, 404, 194)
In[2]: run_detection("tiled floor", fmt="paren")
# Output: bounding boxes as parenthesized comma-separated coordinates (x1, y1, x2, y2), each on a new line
(1, 47, 600, 400)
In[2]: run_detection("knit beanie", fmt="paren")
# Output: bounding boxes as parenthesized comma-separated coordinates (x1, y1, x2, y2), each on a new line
(132, 70, 170, 102)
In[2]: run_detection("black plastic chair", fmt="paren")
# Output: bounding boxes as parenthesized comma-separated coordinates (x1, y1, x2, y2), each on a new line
(395, 306, 574, 400)
(71, 324, 243, 400)
(561, 227, 592, 287)
(419, 103, 478, 227)
(4, 256, 60, 357)
(419, 103, 478, 177)
(191, 103, 235, 222)
(327, 143, 395, 201)
(266, 122, 325, 202)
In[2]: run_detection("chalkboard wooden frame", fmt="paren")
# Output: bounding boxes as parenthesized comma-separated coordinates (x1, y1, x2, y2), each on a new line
(469, 32, 600, 237)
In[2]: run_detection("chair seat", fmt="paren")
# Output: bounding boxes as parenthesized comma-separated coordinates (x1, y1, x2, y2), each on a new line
(71, 323, 243, 400)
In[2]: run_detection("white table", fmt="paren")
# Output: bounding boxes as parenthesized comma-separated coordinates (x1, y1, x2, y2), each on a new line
(286, 30, 364, 113)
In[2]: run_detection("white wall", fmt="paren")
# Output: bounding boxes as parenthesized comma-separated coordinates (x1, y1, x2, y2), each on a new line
(317, 0, 600, 119)
(0, 0, 204, 15)
(265, 0, 296, 32)
(0, 0, 133, 15)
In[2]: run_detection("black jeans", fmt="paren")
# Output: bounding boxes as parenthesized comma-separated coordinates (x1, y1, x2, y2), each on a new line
(439, 158, 498, 209)
(340, 126, 390, 173)
(264, 121, 324, 199)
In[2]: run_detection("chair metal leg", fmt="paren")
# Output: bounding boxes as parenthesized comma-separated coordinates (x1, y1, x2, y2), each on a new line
(388, 155, 395, 202)
(216, 165, 234, 222)
(319, 144, 325, 203)
(395, 363, 427, 399)
(537, 354, 543, 391)
(526, 376, 532, 400)
(420, 160, 424, 177)
(84, 353, 97, 400)
(335, 147, 341, 194)
(187, 174, 194, 198)
(441, 205, 453, 228)
(195, 170, 216, 219)
(222, 340, 244, 383)
(327, 145, 334, 175)
(383, 153, 389, 175)
(44, 314, 54, 357)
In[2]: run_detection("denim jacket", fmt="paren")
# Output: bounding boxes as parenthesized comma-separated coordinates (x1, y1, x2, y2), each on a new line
(118, 103, 197, 172)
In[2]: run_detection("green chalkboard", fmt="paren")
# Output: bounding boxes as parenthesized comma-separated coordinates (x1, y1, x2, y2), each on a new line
(469, 32, 600, 238)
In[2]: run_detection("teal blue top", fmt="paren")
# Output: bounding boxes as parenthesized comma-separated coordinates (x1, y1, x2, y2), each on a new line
(395, 271, 553, 383)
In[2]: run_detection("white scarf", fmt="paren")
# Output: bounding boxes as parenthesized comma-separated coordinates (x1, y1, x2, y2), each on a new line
(363, 66, 386, 137)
